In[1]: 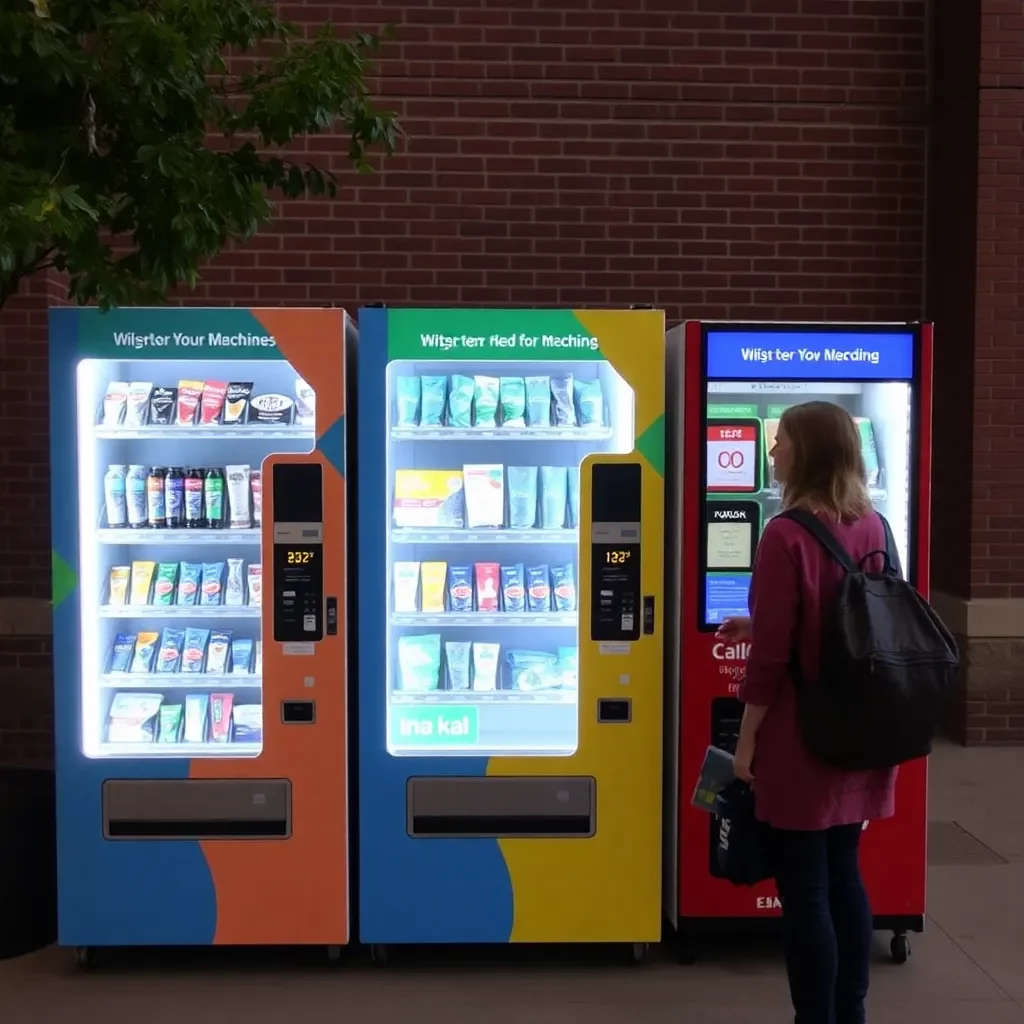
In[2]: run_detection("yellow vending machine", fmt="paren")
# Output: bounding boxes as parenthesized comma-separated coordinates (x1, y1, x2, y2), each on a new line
(356, 307, 665, 960)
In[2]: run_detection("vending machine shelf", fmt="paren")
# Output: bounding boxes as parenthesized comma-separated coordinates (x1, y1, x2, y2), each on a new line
(100, 673, 262, 689)
(391, 612, 576, 628)
(99, 606, 261, 619)
(390, 426, 613, 442)
(390, 689, 576, 705)
(97, 528, 261, 545)
(97, 741, 262, 758)
(94, 426, 314, 441)
(391, 528, 578, 546)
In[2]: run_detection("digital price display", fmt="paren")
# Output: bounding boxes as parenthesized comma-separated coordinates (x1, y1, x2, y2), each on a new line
(706, 420, 761, 494)
(272, 463, 325, 644)
(705, 501, 760, 572)
(590, 462, 643, 644)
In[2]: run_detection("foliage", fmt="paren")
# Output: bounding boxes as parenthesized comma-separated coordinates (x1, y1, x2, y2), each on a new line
(0, 0, 400, 307)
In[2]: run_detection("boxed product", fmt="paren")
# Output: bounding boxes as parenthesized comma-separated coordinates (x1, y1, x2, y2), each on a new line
(393, 470, 466, 528)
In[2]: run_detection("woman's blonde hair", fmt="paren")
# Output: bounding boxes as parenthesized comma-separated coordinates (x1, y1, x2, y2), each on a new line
(778, 401, 872, 522)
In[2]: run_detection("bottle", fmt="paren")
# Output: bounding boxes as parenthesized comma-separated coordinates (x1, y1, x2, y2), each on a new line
(147, 467, 167, 528)
(204, 467, 225, 528)
(104, 465, 127, 528)
(184, 468, 204, 528)
(165, 467, 184, 528)
(126, 465, 148, 529)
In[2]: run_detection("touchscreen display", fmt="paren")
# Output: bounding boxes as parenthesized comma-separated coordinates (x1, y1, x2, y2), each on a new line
(706, 423, 759, 493)
(707, 520, 753, 570)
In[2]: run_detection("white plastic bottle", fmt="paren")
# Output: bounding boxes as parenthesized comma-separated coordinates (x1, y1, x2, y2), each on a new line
(104, 465, 127, 528)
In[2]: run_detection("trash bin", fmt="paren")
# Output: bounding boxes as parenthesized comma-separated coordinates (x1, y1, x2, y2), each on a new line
(0, 768, 56, 959)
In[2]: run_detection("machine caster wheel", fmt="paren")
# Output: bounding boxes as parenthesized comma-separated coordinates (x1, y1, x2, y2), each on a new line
(370, 943, 389, 967)
(890, 933, 910, 965)
(630, 942, 649, 964)
(74, 947, 96, 971)
(326, 945, 342, 963)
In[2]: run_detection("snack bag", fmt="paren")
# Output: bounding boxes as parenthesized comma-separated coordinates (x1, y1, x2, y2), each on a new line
(499, 378, 526, 427)
(420, 376, 447, 427)
(473, 376, 500, 427)
(155, 628, 185, 674)
(447, 375, 474, 427)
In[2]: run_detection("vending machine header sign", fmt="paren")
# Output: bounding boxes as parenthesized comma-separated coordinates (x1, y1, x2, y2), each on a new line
(705, 329, 915, 381)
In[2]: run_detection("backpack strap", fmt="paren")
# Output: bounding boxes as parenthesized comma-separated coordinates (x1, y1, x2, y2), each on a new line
(778, 508, 859, 574)
(866, 512, 903, 579)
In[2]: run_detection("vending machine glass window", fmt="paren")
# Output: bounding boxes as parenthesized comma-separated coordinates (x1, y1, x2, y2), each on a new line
(384, 361, 635, 757)
(77, 360, 315, 758)
(699, 327, 916, 630)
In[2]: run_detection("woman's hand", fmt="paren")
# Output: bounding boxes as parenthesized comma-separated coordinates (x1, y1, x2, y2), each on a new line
(716, 615, 752, 642)
(733, 736, 756, 784)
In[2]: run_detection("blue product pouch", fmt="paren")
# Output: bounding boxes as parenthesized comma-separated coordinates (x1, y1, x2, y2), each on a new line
(420, 376, 447, 426)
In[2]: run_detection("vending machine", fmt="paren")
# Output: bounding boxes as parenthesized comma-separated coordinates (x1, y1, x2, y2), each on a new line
(48, 307, 353, 964)
(666, 321, 933, 965)
(356, 307, 665, 959)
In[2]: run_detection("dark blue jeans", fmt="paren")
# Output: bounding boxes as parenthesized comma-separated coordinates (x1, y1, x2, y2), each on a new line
(772, 823, 873, 1024)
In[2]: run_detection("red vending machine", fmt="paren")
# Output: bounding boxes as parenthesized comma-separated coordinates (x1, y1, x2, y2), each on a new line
(664, 321, 933, 965)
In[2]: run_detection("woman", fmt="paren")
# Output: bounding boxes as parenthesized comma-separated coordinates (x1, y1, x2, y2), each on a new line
(717, 401, 897, 1024)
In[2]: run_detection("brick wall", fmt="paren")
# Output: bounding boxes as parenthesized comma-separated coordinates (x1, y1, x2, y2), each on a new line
(0, 0, 933, 764)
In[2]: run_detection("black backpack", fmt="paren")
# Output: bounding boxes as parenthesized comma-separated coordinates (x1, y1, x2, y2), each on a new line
(780, 509, 959, 771)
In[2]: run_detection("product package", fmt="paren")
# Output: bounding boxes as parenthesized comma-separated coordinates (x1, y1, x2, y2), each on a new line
(176, 380, 204, 425)
(574, 378, 604, 427)
(104, 465, 127, 528)
(149, 387, 176, 425)
(106, 693, 162, 743)
(126, 465, 148, 527)
(129, 561, 155, 605)
(475, 563, 500, 612)
(525, 376, 551, 427)
(447, 375, 474, 427)
(159, 705, 183, 743)
(447, 565, 473, 613)
(501, 564, 526, 612)
(155, 628, 185, 674)
(223, 382, 253, 424)
(108, 566, 129, 606)
(551, 563, 578, 613)
(200, 562, 226, 605)
(177, 562, 201, 605)
(550, 374, 576, 427)
(420, 376, 447, 427)
(526, 564, 551, 612)
(247, 564, 262, 607)
(152, 563, 178, 606)
(183, 693, 209, 743)
(294, 379, 316, 427)
(226, 465, 252, 528)
(124, 382, 153, 427)
(540, 466, 568, 529)
(206, 631, 232, 674)
(445, 641, 472, 691)
(181, 628, 210, 674)
(199, 382, 227, 425)
(248, 393, 294, 425)
(557, 646, 579, 689)
(254, 641, 263, 675)
(393, 470, 466, 528)
(224, 559, 245, 606)
(463, 464, 504, 528)
(506, 649, 560, 691)
(396, 376, 421, 427)
(692, 745, 736, 813)
(471, 642, 500, 691)
(393, 563, 420, 613)
(567, 467, 580, 528)
(130, 632, 160, 674)
(109, 634, 136, 673)
(507, 466, 538, 529)
(102, 382, 129, 427)
(420, 562, 447, 613)
(854, 417, 881, 488)
(232, 704, 262, 744)
(473, 376, 500, 427)
(251, 471, 262, 525)
(209, 693, 234, 743)
(231, 638, 254, 674)
(499, 377, 526, 427)
(397, 634, 442, 691)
